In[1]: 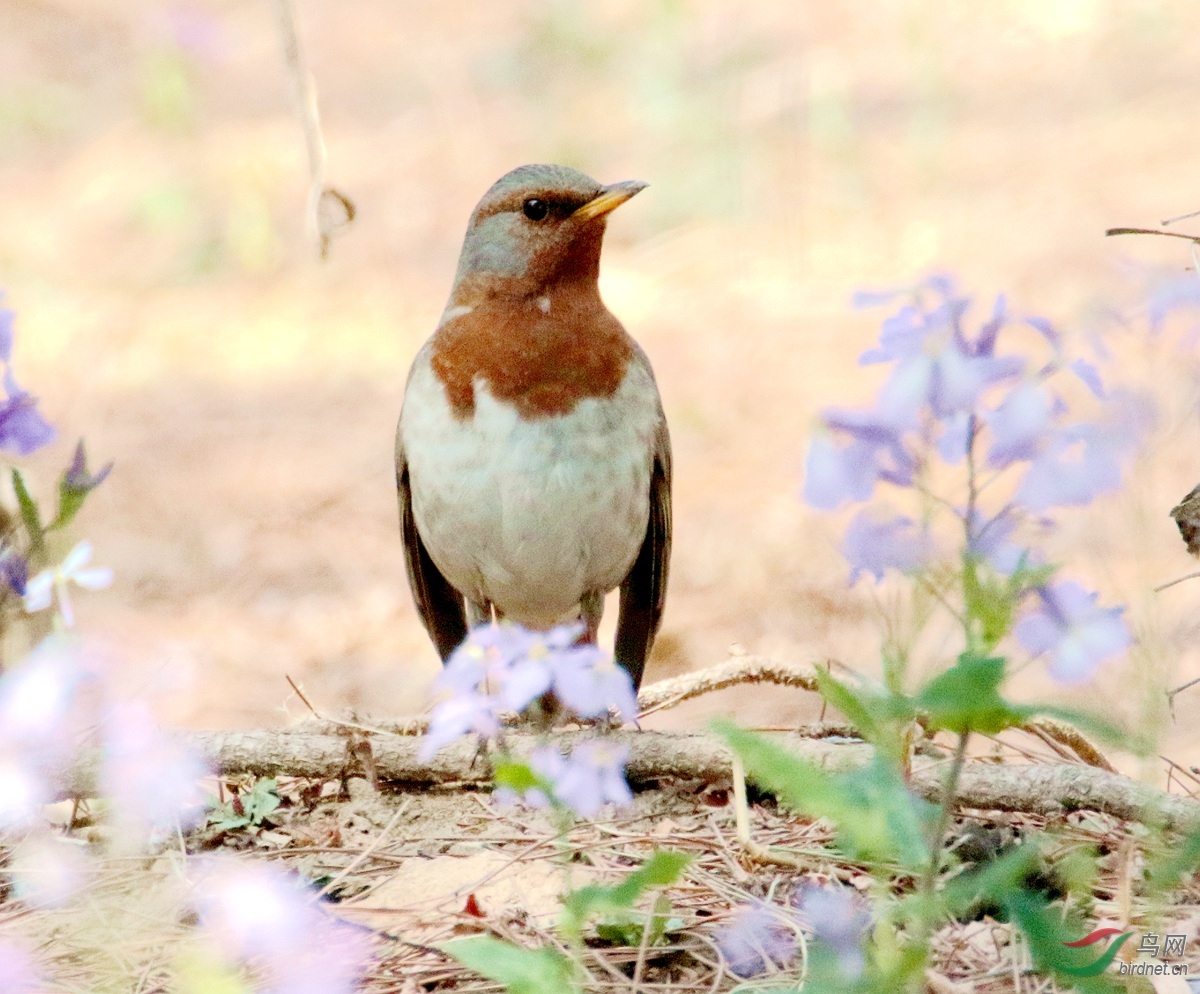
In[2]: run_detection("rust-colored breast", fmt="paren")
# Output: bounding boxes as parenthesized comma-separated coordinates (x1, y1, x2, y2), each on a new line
(430, 291, 634, 420)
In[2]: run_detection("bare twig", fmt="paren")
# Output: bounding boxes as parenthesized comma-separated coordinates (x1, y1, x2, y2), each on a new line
(272, 0, 355, 259)
(636, 655, 823, 715)
(1106, 227, 1200, 243)
(637, 655, 1112, 771)
(1164, 209, 1200, 226)
(315, 799, 410, 899)
(283, 677, 400, 738)
(1168, 674, 1200, 703)
(1155, 571, 1200, 593)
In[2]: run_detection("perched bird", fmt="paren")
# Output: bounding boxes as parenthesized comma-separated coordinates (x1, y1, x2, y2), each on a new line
(1171, 482, 1200, 557)
(396, 164, 671, 690)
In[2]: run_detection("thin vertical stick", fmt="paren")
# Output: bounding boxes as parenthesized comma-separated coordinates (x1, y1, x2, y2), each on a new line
(272, 0, 354, 259)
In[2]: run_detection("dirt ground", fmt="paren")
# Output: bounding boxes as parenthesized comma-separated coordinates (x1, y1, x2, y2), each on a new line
(3, 0, 1200, 773)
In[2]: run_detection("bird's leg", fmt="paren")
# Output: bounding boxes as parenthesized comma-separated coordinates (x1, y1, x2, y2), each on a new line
(580, 591, 603, 644)
(578, 590, 620, 730)
(466, 598, 493, 629)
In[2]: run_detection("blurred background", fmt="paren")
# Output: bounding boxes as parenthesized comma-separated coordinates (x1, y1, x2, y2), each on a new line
(3, 0, 1200, 767)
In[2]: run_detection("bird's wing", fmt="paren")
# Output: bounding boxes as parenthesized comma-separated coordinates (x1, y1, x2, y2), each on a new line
(396, 443, 468, 660)
(615, 414, 672, 690)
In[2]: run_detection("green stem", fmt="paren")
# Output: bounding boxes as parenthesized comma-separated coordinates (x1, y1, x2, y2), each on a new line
(961, 415, 981, 653)
(920, 731, 970, 898)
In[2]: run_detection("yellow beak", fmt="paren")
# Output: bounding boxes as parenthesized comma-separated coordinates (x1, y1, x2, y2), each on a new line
(574, 180, 649, 222)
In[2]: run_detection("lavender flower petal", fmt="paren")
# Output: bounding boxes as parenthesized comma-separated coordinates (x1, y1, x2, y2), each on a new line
(794, 884, 871, 982)
(842, 509, 931, 584)
(715, 903, 797, 978)
(1015, 581, 1131, 684)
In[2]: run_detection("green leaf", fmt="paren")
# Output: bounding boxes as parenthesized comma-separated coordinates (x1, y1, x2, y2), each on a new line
(936, 842, 1042, 920)
(49, 440, 113, 531)
(594, 899, 683, 948)
(815, 668, 915, 764)
(441, 936, 577, 994)
(50, 486, 87, 532)
(561, 850, 690, 937)
(914, 652, 1032, 735)
(594, 919, 643, 946)
(240, 778, 280, 824)
(12, 469, 43, 553)
(716, 721, 934, 869)
(962, 557, 1015, 651)
(1146, 816, 1200, 892)
(205, 778, 280, 832)
(1004, 889, 1127, 992)
(174, 946, 249, 994)
(493, 758, 547, 793)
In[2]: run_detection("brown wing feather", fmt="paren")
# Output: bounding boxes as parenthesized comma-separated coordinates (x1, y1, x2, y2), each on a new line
(396, 448, 467, 660)
(615, 415, 672, 690)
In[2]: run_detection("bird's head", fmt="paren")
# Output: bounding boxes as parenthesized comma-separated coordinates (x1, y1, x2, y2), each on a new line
(449, 163, 646, 302)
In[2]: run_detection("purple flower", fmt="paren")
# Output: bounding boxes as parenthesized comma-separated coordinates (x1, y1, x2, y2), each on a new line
(794, 884, 872, 982)
(936, 411, 972, 464)
(1015, 391, 1152, 511)
(0, 937, 40, 994)
(193, 859, 372, 994)
(552, 645, 638, 723)
(10, 834, 89, 907)
(427, 621, 637, 750)
(852, 287, 903, 309)
(1015, 433, 1118, 510)
(803, 436, 882, 509)
(101, 700, 209, 840)
(0, 369, 55, 456)
(1148, 273, 1200, 332)
(970, 294, 1007, 358)
(437, 623, 540, 694)
(0, 549, 27, 597)
(1014, 580, 1131, 683)
(1070, 358, 1105, 399)
(63, 440, 113, 494)
(419, 692, 501, 760)
(985, 381, 1057, 468)
(860, 297, 1023, 426)
(0, 306, 12, 362)
(0, 640, 87, 757)
(804, 410, 917, 510)
(965, 509, 1026, 575)
(1024, 314, 1061, 349)
(0, 641, 90, 827)
(436, 622, 580, 711)
(538, 740, 632, 817)
(715, 903, 797, 978)
(0, 300, 55, 455)
(841, 508, 931, 584)
(0, 759, 43, 830)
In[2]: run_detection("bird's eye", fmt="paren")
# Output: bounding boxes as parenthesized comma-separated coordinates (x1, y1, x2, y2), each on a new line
(522, 198, 549, 221)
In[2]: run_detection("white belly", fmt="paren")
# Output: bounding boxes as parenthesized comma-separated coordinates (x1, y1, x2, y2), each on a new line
(399, 352, 661, 626)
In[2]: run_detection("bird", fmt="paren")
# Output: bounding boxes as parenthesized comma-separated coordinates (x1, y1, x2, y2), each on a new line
(395, 163, 671, 691)
(1171, 482, 1200, 557)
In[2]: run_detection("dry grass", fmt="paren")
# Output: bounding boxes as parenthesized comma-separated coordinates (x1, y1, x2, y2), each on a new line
(2, 1, 1200, 756)
(5, 762, 1200, 993)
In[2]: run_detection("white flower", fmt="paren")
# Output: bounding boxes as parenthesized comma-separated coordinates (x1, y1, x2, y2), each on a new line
(23, 540, 113, 627)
